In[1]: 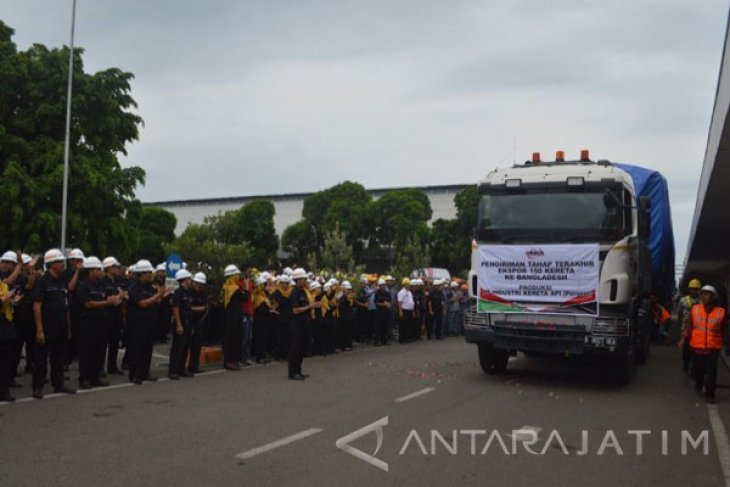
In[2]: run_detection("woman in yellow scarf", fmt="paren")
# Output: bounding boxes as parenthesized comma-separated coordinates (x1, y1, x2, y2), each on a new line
(222, 265, 246, 370)
(251, 276, 273, 364)
(0, 282, 19, 402)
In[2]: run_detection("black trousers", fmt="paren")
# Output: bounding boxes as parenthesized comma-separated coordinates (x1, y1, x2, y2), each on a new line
(374, 311, 389, 345)
(340, 318, 354, 349)
(275, 317, 289, 360)
(78, 319, 107, 383)
(692, 349, 720, 398)
(252, 316, 269, 361)
(682, 339, 692, 373)
(399, 310, 414, 342)
(33, 320, 68, 390)
(188, 317, 205, 371)
(11, 307, 34, 374)
(0, 339, 13, 396)
(168, 320, 191, 375)
(223, 316, 242, 364)
(106, 312, 123, 372)
(127, 318, 155, 381)
(288, 320, 308, 376)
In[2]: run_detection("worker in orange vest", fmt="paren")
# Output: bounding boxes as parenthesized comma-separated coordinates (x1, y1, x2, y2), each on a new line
(679, 285, 728, 403)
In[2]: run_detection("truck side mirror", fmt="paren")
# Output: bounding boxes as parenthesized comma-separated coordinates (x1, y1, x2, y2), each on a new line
(639, 196, 651, 239)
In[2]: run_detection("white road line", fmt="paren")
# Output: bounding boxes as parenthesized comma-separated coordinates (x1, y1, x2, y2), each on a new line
(77, 383, 135, 394)
(152, 352, 168, 360)
(394, 387, 435, 403)
(235, 428, 323, 460)
(707, 404, 730, 487)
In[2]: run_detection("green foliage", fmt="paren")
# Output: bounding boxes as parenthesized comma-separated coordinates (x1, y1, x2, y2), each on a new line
(165, 223, 252, 292)
(319, 223, 355, 273)
(281, 220, 317, 264)
(454, 185, 478, 237)
(430, 218, 469, 274)
(129, 206, 177, 264)
(394, 236, 431, 279)
(301, 181, 372, 254)
(213, 199, 278, 265)
(0, 20, 145, 257)
(370, 188, 432, 265)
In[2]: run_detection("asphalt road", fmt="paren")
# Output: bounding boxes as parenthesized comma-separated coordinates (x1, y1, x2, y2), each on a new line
(1, 338, 729, 486)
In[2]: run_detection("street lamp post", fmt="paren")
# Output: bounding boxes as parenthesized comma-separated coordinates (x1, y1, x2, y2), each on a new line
(60, 0, 77, 256)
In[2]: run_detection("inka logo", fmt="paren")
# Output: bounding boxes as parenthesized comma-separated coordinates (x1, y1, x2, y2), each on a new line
(525, 248, 545, 259)
(335, 416, 389, 472)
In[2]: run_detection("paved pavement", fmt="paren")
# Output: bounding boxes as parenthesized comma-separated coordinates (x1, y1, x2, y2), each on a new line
(1, 338, 729, 486)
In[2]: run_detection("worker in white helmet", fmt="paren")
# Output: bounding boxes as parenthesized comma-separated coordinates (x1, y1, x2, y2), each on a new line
(126, 260, 169, 385)
(373, 279, 392, 346)
(187, 273, 208, 374)
(64, 248, 84, 368)
(169, 269, 195, 380)
(1, 250, 36, 385)
(75, 257, 122, 389)
(153, 263, 173, 345)
(101, 257, 126, 376)
(222, 265, 246, 370)
(288, 268, 317, 380)
(31, 249, 76, 399)
(338, 281, 356, 351)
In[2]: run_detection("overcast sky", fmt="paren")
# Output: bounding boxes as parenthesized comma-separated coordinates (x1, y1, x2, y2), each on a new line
(1, 0, 728, 263)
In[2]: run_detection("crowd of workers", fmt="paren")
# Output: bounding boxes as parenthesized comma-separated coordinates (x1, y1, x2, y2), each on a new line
(0, 248, 473, 401)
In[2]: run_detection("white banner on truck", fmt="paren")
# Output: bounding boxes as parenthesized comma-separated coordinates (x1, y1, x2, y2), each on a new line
(477, 244, 600, 315)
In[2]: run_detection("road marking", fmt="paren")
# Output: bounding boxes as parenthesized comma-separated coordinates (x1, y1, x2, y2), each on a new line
(507, 425, 543, 441)
(152, 352, 168, 360)
(394, 387, 435, 403)
(707, 404, 730, 487)
(235, 428, 323, 461)
(77, 383, 135, 394)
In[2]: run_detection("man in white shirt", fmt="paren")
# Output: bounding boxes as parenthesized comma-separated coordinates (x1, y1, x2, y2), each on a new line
(397, 278, 416, 343)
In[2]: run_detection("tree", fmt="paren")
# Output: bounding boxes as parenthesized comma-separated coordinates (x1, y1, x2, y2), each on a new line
(0, 21, 145, 257)
(319, 223, 355, 273)
(454, 185, 478, 237)
(370, 188, 432, 266)
(213, 199, 278, 265)
(301, 181, 372, 255)
(394, 236, 431, 279)
(165, 223, 252, 291)
(281, 220, 317, 264)
(129, 206, 177, 264)
(430, 218, 470, 274)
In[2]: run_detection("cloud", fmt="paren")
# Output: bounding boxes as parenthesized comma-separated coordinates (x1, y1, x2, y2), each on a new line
(1, 0, 727, 262)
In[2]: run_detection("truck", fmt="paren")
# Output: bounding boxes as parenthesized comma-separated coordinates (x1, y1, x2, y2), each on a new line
(464, 150, 675, 382)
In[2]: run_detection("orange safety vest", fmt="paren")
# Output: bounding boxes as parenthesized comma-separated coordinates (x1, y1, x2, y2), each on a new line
(689, 304, 726, 351)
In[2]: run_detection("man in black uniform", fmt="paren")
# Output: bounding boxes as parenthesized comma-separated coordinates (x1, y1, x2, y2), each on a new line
(102, 257, 126, 375)
(169, 269, 194, 380)
(64, 248, 85, 366)
(288, 268, 318, 380)
(187, 272, 208, 374)
(272, 275, 293, 361)
(76, 257, 121, 389)
(127, 260, 169, 385)
(374, 279, 392, 346)
(154, 264, 172, 344)
(32, 249, 76, 399)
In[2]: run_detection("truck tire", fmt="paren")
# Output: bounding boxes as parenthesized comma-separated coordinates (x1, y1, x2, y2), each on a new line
(478, 345, 509, 374)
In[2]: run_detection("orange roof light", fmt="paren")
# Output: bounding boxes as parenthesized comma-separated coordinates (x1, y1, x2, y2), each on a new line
(532, 152, 541, 163)
(580, 149, 590, 161)
(556, 150, 565, 162)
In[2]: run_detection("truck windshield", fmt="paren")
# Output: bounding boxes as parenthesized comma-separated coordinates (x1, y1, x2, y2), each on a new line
(477, 188, 629, 243)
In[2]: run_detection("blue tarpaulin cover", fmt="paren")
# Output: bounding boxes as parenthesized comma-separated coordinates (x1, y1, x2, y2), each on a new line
(613, 163, 676, 303)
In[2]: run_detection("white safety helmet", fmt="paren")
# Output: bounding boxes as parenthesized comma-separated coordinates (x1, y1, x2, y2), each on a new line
(192, 272, 207, 285)
(279, 275, 292, 285)
(254, 275, 267, 287)
(450, 281, 459, 288)
(175, 269, 193, 281)
(283, 267, 293, 276)
(21, 253, 32, 265)
(309, 281, 321, 291)
(1, 251, 17, 264)
(44, 248, 65, 265)
(155, 263, 166, 273)
(291, 268, 308, 281)
(323, 282, 332, 292)
(377, 278, 386, 286)
(84, 256, 103, 270)
(133, 259, 154, 273)
(700, 285, 718, 297)
(102, 256, 120, 269)
(224, 264, 241, 277)
(68, 248, 85, 260)
(342, 281, 353, 290)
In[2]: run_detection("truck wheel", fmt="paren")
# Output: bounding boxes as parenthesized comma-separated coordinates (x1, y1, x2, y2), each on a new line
(478, 345, 509, 374)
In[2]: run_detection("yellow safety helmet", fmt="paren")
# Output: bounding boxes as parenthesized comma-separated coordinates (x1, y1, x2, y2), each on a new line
(402, 278, 411, 286)
(688, 279, 702, 290)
